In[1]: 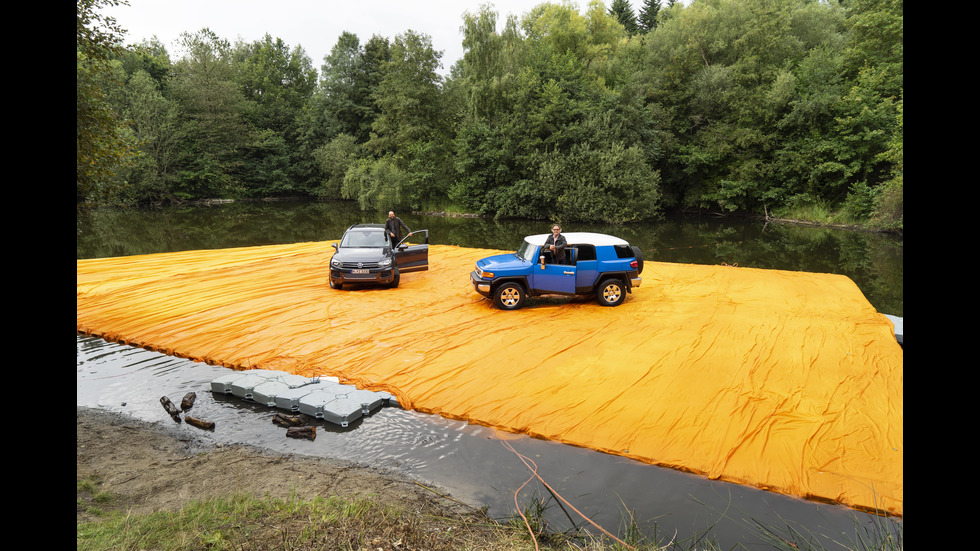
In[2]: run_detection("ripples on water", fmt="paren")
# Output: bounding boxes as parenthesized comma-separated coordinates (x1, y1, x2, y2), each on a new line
(76, 334, 899, 548)
(77, 202, 902, 546)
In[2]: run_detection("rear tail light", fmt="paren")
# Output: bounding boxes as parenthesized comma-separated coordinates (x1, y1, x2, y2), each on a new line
(630, 260, 638, 269)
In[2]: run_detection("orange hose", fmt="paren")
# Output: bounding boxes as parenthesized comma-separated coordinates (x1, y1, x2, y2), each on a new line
(502, 440, 636, 550)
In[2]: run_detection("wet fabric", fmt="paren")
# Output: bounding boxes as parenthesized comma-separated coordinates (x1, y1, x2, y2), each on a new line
(77, 241, 903, 516)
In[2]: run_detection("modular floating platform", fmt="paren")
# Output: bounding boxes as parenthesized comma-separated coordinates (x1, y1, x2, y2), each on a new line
(210, 369, 397, 427)
(79, 242, 903, 516)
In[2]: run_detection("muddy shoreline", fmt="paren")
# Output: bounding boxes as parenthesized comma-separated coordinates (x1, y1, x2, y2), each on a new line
(76, 406, 468, 523)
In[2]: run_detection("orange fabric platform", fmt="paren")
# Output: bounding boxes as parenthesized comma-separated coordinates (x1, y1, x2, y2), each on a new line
(77, 241, 903, 516)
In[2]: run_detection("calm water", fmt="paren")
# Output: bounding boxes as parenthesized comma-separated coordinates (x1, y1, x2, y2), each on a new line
(76, 200, 903, 316)
(76, 200, 903, 548)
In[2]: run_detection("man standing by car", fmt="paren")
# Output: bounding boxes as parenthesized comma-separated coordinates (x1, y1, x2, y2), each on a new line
(544, 224, 567, 264)
(385, 211, 411, 246)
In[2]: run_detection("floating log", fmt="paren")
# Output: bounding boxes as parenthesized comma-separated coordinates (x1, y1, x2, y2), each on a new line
(180, 392, 197, 411)
(160, 396, 182, 423)
(286, 425, 316, 440)
(185, 415, 215, 431)
(273, 412, 306, 427)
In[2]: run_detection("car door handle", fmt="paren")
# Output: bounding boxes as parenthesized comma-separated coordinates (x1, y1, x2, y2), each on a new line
(563, 271, 574, 275)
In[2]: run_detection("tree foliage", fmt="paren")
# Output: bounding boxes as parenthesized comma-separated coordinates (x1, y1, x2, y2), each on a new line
(609, 0, 640, 35)
(81, 0, 902, 227)
(637, 0, 662, 33)
(77, 0, 139, 203)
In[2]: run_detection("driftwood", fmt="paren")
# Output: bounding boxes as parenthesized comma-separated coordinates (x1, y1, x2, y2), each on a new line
(185, 415, 215, 431)
(180, 392, 197, 411)
(273, 412, 306, 427)
(160, 396, 182, 423)
(286, 425, 316, 440)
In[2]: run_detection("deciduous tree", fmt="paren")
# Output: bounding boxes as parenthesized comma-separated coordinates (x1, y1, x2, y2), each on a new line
(233, 34, 318, 195)
(169, 28, 250, 199)
(77, 0, 138, 203)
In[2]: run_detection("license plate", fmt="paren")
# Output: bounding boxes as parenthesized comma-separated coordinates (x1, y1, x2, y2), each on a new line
(352, 269, 369, 274)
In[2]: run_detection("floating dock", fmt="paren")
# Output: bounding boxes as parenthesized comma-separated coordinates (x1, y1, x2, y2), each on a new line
(78, 241, 903, 516)
(210, 369, 397, 427)
(884, 314, 903, 345)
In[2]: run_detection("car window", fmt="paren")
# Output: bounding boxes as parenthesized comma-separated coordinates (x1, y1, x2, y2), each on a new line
(516, 240, 536, 261)
(342, 230, 388, 248)
(613, 244, 634, 258)
(575, 244, 597, 261)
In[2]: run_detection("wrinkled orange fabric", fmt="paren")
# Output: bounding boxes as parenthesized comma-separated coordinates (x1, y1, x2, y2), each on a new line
(77, 241, 903, 516)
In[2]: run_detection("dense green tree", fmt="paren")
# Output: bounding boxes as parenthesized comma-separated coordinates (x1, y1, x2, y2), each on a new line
(608, 0, 640, 35)
(235, 35, 316, 133)
(839, 0, 902, 226)
(313, 133, 362, 198)
(233, 34, 318, 196)
(367, 30, 444, 157)
(643, 0, 858, 212)
(169, 28, 251, 199)
(359, 36, 393, 135)
(535, 142, 660, 223)
(360, 30, 452, 209)
(637, 0, 662, 33)
(77, 0, 138, 203)
(113, 68, 182, 203)
(869, 96, 902, 229)
(319, 32, 365, 140)
(118, 37, 172, 91)
(452, 1, 663, 222)
(341, 157, 410, 210)
(318, 32, 388, 144)
(82, 0, 901, 229)
(457, 6, 523, 122)
(842, 0, 902, 94)
(760, 0, 901, 226)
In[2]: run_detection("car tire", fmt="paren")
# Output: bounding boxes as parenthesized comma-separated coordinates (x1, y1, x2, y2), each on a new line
(389, 268, 400, 288)
(631, 246, 644, 274)
(596, 278, 626, 306)
(329, 279, 343, 290)
(494, 282, 526, 310)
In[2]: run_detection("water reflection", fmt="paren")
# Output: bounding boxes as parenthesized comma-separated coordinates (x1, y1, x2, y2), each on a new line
(77, 200, 902, 315)
(76, 335, 899, 549)
(77, 201, 903, 547)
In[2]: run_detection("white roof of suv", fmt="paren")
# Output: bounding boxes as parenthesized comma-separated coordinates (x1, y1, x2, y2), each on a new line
(525, 232, 629, 247)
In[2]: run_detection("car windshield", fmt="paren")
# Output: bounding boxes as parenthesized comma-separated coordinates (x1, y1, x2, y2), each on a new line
(341, 230, 389, 248)
(515, 240, 536, 261)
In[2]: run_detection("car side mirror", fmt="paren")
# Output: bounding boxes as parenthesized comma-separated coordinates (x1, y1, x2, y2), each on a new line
(332, 243, 338, 251)
(539, 255, 546, 269)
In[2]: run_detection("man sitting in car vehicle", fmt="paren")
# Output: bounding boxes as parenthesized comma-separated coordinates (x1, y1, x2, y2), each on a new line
(543, 224, 568, 264)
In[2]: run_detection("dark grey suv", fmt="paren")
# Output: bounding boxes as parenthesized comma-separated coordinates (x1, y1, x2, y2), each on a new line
(329, 224, 429, 289)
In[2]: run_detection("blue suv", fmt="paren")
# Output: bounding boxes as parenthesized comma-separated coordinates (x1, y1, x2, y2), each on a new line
(470, 232, 643, 309)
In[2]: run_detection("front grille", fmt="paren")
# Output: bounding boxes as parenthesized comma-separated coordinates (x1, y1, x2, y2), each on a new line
(340, 262, 380, 269)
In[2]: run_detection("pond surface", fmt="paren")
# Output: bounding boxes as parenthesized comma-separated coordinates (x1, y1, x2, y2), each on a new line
(76, 200, 903, 548)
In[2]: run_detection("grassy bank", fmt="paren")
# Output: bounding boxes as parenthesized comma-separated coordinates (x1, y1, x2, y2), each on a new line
(766, 199, 903, 234)
(77, 479, 631, 550)
(78, 476, 902, 551)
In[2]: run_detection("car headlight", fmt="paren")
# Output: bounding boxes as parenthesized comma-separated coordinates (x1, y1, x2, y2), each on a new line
(379, 257, 392, 268)
(331, 258, 342, 268)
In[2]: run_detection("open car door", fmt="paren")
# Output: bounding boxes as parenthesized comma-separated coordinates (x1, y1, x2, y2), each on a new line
(531, 245, 576, 294)
(394, 230, 429, 273)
